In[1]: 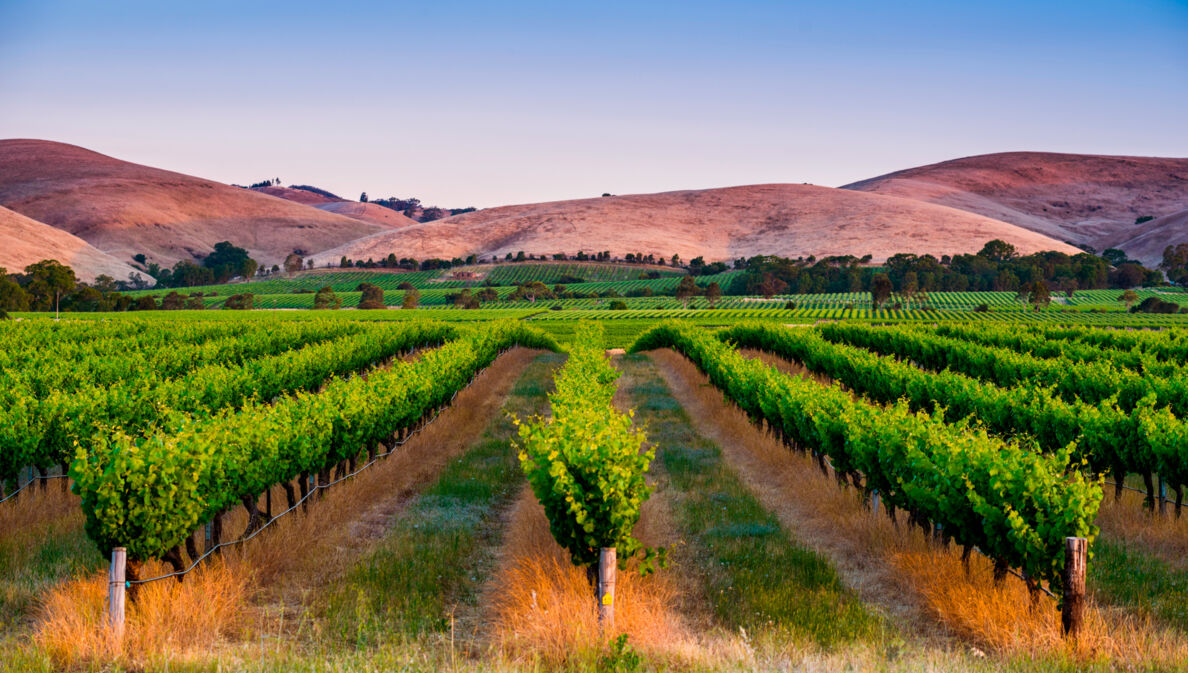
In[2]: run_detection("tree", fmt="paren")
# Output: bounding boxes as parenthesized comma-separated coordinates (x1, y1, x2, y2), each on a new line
(870, 273, 893, 310)
(92, 275, 118, 293)
(1120, 290, 1139, 309)
(284, 253, 304, 274)
(222, 293, 254, 310)
(133, 295, 158, 311)
(202, 241, 257, 282)
(1162, 243, 1188, 286)
(704, 281, 722, 308)
(171, 260, 215, 287)
(476, 287, 499, 302)
(161, 291, 186, 310)
(1131, 297, 1183, 314)
(452, 289, 480, 309)
(1027, 281, 1050, 310)
(401, 288, 420, 309)
(758, 275, 788, 299)
(609, 300, 627, 310)
(978, 239, 1018, 262)
(671, 254, 681, 266)
(340, 256, 351, 268)
(360, 192, 368, 203)
(24, 259, 76, 317)
(509, 281, 553, 302)
(314, 286, 342, 310)
(901, 271, 918, 307)
(1102, 248, 1130, 266)
(185, 294, 206, 310)
(674, 275, 700, 308)
(357, 283, 385, 309)
(0, 268, 30, 311)
(1112, 263, 1146, 288)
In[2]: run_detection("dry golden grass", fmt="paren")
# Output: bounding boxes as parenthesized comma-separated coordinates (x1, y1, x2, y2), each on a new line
(34, 559, 247, 668)
(486, 488, 740, 667)
(0, 480, 79, 547)
(888, 547, 1188, 664)
(26, 348, 545, 668)
(645, 348, 1188, 667)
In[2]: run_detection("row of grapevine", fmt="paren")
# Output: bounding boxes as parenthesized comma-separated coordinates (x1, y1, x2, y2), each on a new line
(0, 322, 459, 489)
(718, 322, 1188, 507)
(74, 321, 558, 568)
(516, 323, 655, 624)
(818, 323, 1188, 415)
(3, 320, 362, 398)
(1024, 324, 1188, 364)
(631, 322, 1100, 596)
(922, 323, 1180, 378)
(483, 263, 682, 285)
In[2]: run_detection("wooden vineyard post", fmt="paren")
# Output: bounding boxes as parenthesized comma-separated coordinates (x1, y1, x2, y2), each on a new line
(1062, 537, 1087, 637)
(870, 489, 880, 517)
(598, 547, 616, 632)
(108, 547, 126, 641)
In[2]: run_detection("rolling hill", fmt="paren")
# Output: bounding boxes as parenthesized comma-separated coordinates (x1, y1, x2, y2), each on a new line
(843, 152, 1188, 256)
(1103, 208, 1188, 267)
(0, 139, 384, 267)
(312, 201, 422, 228)
(308, 183, 1081, 266)
(0, 205, 145, 283)
(250, 185, 341, 205)
(248, 184, 420, 228)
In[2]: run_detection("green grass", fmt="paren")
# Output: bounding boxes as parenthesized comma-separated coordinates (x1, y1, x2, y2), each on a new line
(1090, 537, 1188, 631)
(0, 510, 104, 630)
(322, 353, 562, 646)
(616, 353, 885, 648)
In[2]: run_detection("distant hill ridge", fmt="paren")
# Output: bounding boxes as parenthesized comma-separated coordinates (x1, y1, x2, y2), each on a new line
(843, 151, 1188, 265)
(2, 140, 1183, 279)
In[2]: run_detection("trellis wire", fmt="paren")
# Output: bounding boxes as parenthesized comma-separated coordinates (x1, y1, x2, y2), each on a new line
(816, 441, 1059, 597)
(126, 352, 504, 585)
(0, 472, 69, 505)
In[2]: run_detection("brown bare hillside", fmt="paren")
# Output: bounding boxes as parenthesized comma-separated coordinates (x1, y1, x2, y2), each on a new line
(0, 206, 145, 283)
(313, 201, 421, 228)
(309, 183, 1080, 265)
(0, 140, 383, 266)
(1103, 209, 1188, 268)
(843, 152, 1188, 254)
(250, 185, 342, 205)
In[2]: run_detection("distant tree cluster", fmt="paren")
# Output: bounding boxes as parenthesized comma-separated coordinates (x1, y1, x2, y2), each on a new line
(363, 195, 476, 222)
(132, 241, 260, 288)
(0, 260, 140, 313)
(728, 240, 1164, 298)
(1162, 243, 1188, 286)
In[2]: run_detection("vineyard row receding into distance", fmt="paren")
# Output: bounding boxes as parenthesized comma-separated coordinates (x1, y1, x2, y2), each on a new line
(3, 311, 1188, 671)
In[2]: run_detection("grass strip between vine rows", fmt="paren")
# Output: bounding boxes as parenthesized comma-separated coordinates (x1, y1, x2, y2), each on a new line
(630, 322, 1100, 597)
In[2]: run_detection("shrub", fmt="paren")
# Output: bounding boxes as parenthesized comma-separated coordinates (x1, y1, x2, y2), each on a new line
(357, 283, 385, 309)
(222, 293, 253, 310)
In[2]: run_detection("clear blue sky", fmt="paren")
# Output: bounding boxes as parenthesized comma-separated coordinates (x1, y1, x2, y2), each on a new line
(1, 0, 1185, 208)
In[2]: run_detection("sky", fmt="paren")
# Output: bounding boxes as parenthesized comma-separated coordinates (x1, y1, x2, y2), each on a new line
(1, 0, 1186, 208)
